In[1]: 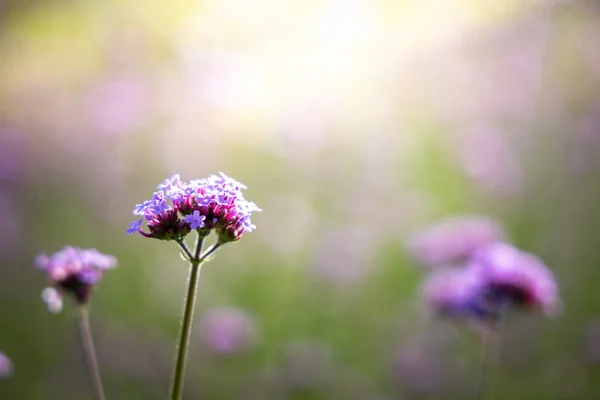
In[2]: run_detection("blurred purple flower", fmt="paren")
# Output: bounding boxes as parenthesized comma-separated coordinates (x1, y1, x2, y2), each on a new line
(311, 226, 375, 284)
(197, 306, 259, 355)
(421, 267, 496, 322)
(127, 172, 261, 242)
(408, 215, 505, 268)
(87, 75, 147, 135)
(35, 246, 117, 311)
(468, 242, 561, 316)
(0, 351, 13, 379)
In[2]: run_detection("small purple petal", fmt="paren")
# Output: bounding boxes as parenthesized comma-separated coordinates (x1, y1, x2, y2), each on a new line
(157, 174, 181, 190)
(126, 219, 143, 235)
(133, 200, 154, 215)
(79, 268, 103, 284)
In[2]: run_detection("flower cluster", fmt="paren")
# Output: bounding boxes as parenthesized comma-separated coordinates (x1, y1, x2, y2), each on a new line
(421, 241, 560, 323)
(127, 172, 261, 242)
(421, 268, 497, 321)
(414, 215, 561, 324)
(468, 243, 560, 316)
(196, 306, 259, 355)
(35, 246, 117, 312)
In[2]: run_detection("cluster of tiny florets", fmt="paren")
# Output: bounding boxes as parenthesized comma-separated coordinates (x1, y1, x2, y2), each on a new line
(421, 241, 560, 323)
(468, 242, 560, 316)
(35, 246, 117, 312)
(127, 172, 261, 242)
(413, 218, 561, 324)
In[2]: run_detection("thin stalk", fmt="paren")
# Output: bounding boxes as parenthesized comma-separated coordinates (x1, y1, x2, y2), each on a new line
(76, 306, 106, 400)
(473, 325, 492, 399)
(486, 306, 509, 400)
(176, 239, 194, 261)
(198, 242, 221, 263)
(169, 235, 204, 400)
(475, 305, 510, 400)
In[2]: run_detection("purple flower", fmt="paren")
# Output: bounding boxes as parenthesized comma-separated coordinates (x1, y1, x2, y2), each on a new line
(468, 242, 561, 316)
(183, 210, 206, 229)
(35, 246, 117, 310)
(126, 219, 143, 235)
(0, 351, 13, 379)
(127, 172, 261, 242)
(421, 267, 496, 321)
(408, 216, 505, 268)
(196, 306, 259, 355)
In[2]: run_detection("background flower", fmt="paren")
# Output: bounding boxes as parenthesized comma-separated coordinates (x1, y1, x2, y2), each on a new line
(196, 306, 259, 355)
(0, 352, 13, 379)
(35, 247, 117, 309)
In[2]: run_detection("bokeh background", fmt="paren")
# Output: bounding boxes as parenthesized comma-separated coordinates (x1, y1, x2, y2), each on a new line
(1, 0, 600, 398)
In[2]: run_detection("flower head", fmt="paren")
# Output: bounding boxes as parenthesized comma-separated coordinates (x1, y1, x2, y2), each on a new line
(0, 352, 13, 379)
(35, 246, 117, 311)
(468, 242, 561, 316)
(421, 267, 497, 321)
(127, 172, 261, 242)
(408, 216, 505, 268)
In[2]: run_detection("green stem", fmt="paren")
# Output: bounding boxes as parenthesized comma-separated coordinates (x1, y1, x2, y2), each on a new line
(198, 242, 221, 263)
(474, 325, 492, 399)
(76, 306, 106, 400)
(169, 235, 204, 400)
(486, 307, 508, 400)
(477, 305, 510, 400)
(176, 240, 194, 261)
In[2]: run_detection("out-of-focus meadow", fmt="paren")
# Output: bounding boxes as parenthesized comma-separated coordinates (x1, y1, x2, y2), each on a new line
(1, 0, 600, 399)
